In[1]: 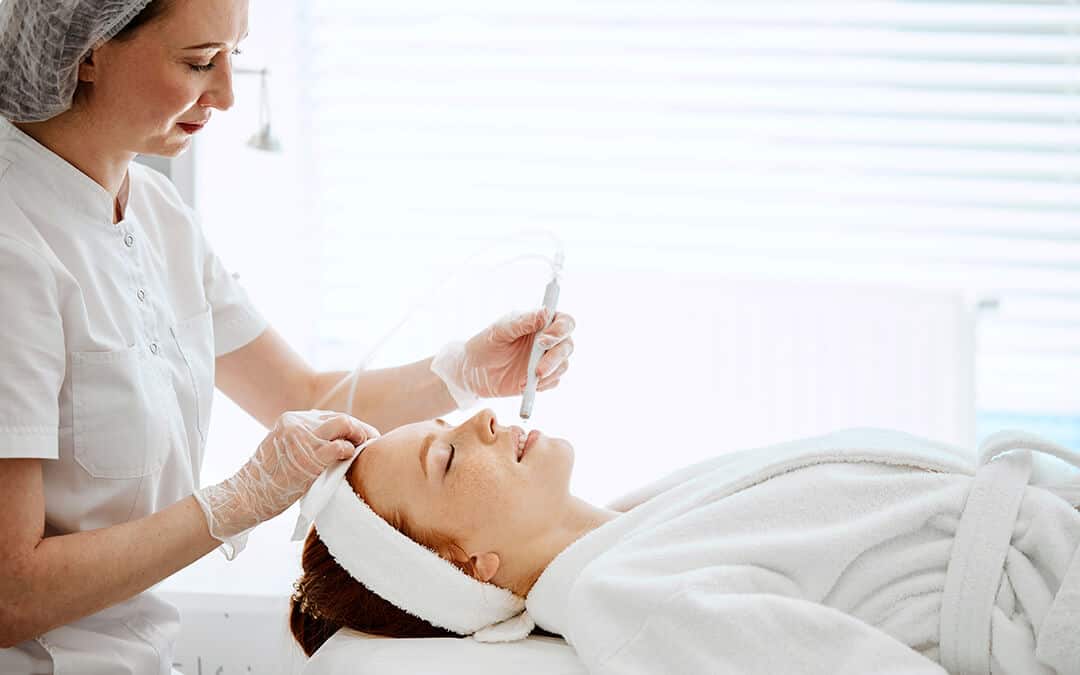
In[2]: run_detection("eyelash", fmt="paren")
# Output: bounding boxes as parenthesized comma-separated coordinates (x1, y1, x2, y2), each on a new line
(188, 48, 242, 72)
(445, 444, 455, 473)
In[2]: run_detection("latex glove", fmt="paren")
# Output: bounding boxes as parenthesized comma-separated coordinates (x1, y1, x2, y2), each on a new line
(194, 410, 378, 559)
(431, 309, 576, 408)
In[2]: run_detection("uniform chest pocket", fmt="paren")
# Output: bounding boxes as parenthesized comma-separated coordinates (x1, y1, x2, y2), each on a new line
(72, 345, 171, 479)
(170, 306, 215, 447)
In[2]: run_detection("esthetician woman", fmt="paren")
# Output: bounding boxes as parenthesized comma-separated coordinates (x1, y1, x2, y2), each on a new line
(0, 1, 575, 672)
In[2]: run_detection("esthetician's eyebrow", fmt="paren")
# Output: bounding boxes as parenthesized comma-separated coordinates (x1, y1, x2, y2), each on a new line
(182, 42, 230, 50)
(419, 433, 435, 478)
(182, 32, 250, 51)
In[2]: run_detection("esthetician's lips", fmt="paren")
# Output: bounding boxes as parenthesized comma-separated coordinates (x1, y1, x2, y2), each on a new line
(177, 121, 206, 134)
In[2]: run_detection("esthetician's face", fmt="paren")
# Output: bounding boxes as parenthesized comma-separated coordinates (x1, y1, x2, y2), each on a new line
(78, 0, 248, 157)
(349, 409, 575, 560)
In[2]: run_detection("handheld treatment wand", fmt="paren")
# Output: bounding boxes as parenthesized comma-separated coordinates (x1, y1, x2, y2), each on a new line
(519, 273, 561, 422)
(314, 230, 567, 422)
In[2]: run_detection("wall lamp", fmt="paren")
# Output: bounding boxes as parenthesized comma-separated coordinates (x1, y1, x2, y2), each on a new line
(234, 66, 282, 153)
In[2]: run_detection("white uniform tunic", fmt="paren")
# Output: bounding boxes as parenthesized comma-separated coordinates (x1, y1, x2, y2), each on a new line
(527, 429, 1080, 675)
(0, 117, 267, 674)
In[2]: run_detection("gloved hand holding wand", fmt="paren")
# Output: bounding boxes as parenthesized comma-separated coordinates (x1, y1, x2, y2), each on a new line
(430, 308, 576, 409)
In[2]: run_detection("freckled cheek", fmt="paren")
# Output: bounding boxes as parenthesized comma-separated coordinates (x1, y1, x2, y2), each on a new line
(447, 464, 518, 528)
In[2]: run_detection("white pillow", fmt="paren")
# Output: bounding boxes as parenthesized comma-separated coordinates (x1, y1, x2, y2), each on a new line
(303, 629, 586, 675)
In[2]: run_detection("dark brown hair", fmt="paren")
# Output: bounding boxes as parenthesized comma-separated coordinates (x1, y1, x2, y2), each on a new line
(288, 478, 480, 656)
(113, 0, 174, 41)
(69, 1, 174, 110)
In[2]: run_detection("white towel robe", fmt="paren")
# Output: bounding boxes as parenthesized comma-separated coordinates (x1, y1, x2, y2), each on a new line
(524, 428, 1080, 675)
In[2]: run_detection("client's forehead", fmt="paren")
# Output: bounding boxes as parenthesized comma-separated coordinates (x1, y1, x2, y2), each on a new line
(349, 424, 434, 515)
(357, 423, 426, 473)
(366, 422, 421, 450)
(347, 443, 395, 511)
(380, 421, 431, 451)
(351, 420, 442, 489)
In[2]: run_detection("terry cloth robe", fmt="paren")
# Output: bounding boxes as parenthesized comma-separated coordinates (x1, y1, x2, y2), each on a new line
(525, 428, 1080, 675)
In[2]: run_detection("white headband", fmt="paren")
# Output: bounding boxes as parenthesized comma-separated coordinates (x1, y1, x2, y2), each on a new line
(292, 442, 534, 642)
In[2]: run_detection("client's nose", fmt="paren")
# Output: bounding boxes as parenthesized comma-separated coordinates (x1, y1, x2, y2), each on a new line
(467, 409, 498, 443)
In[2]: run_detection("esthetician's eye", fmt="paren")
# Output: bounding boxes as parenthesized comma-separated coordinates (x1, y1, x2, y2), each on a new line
(188, 49, 243, 73)
(445, 444, 455, 473)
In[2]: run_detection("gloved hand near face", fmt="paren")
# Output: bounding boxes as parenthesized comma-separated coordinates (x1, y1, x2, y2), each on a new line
(431, 308, 576, 408)
(194, 411, 379, 558)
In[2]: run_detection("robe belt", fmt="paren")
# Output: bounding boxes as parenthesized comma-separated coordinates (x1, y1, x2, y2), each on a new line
(939, 430, 1080, 675)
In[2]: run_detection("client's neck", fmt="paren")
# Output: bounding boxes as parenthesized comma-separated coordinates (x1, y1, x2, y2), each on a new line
(495, 497, 619, 597)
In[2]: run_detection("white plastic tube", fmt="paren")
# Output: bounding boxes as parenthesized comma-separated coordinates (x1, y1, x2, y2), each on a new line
(315, 232, 566, 418)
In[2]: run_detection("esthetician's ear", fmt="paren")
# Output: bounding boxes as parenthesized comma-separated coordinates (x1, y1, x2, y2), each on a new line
(471, 552, 501, 583)
(78, 50, 98, 83)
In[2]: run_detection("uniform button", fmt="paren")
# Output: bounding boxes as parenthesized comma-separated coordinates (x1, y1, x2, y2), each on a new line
(137, 289, 146, 302)
(124, 234, 135, 248)
(149, 342, 159, 355)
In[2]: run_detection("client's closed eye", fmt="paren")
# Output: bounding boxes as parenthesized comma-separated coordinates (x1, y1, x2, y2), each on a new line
(446, 444, 456, 473)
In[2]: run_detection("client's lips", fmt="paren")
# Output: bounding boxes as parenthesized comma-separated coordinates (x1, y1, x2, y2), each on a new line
(521, 429, 541, 460)
(177, 122, 206, 134)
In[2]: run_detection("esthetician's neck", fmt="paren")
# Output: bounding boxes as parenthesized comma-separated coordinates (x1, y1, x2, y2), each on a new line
(498, 497, 620, 597)
(15, 109, 134, 205)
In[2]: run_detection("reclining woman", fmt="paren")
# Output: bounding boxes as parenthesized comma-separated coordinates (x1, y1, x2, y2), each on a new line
(290, 409, 1080, 674)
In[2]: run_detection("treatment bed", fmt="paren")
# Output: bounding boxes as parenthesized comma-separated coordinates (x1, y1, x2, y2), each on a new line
(302, 629, 587, 674)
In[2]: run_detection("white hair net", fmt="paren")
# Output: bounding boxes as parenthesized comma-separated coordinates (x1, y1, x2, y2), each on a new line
(0, 0, 155, 122)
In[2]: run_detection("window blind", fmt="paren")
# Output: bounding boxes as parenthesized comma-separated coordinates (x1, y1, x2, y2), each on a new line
(295, 0, 1080, 425)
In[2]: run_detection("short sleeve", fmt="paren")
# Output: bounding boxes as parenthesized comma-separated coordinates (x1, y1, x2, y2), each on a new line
(196, 220, 268, 357)
(0, 236, 63, 458)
